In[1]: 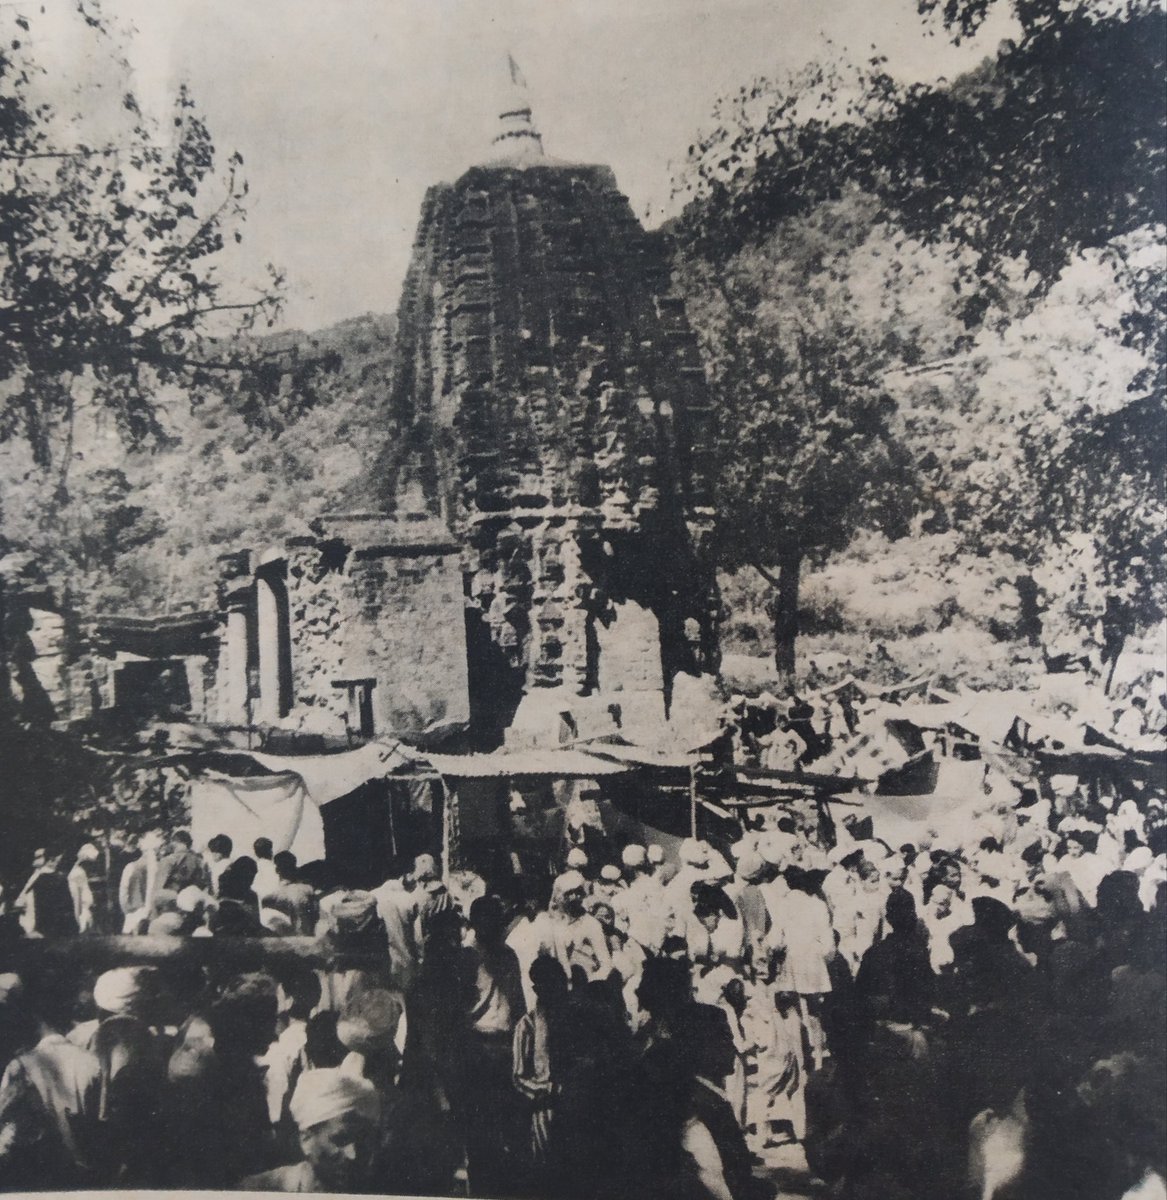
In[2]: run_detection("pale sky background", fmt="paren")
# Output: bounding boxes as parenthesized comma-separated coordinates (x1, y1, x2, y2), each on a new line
(36, 0, 1018, 331)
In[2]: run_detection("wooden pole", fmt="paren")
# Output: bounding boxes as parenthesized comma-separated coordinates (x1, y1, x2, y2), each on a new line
(689, 764, 698, 840)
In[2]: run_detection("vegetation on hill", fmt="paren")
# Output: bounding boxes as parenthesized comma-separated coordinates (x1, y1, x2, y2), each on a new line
(0, 0, 1161, 704)
(671, 0, 1165, 687)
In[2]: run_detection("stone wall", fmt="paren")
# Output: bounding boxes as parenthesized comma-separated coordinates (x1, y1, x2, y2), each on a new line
(216, 519, 470, 742)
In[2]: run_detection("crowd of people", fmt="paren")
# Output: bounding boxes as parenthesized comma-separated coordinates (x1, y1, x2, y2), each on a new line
(0, 764, 1164, 1198)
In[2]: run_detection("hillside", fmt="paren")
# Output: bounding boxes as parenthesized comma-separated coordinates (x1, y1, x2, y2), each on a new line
(667, 1, 1164, 694)
(0, 312, 397, 615)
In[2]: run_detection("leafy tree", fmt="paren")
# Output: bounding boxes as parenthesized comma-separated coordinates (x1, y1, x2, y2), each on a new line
(675, 0, 1164, 682)
(0, 4, 336, 481)
(682, 241, 913, 676)
(677, 2, 1163, 293)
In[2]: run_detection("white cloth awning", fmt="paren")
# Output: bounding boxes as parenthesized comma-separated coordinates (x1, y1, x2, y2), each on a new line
(424, 748, 630, 779)
(248, 741, 434, 806)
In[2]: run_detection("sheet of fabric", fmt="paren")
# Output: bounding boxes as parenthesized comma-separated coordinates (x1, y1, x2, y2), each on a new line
(189, 770, 325, 863)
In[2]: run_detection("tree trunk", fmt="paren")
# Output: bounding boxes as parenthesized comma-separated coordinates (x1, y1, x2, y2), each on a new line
(771, 552, 802, 679)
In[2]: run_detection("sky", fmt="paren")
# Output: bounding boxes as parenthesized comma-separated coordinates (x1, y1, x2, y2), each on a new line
(39, 0, 1019, 331)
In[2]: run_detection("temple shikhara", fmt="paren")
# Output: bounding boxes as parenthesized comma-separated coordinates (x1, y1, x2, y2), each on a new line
(37, 74, 722, 752)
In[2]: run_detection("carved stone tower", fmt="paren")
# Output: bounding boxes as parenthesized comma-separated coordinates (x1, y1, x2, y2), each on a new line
(369, 68, 720, 741)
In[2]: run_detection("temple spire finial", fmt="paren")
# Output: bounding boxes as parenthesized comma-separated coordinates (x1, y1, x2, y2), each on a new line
(491, 53, 544, 164)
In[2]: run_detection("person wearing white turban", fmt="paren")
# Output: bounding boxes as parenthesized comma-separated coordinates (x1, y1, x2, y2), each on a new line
(336, 987, 405, 1095)
(665, 839, 719, 919)
(93, 967, 157, 1020)
(240, 1068, 382, 1192)
(565, 847, 589, 872)
(594, 863, 624, 905)
(546, 872, 611, 985)
(727, 850, 770, 970)
(621, 844, 647, 877)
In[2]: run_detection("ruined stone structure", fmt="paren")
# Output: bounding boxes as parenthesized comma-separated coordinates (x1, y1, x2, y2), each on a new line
(213, 514, 470, 742)
(0, 557, 79, 726)
(366, 87, 720, 742)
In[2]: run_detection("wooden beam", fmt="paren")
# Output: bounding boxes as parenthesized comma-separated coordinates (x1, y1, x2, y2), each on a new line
(1, 936, 384, 974)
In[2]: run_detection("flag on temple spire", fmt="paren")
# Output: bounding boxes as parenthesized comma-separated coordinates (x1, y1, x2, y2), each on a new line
(507, 53, 528, 89)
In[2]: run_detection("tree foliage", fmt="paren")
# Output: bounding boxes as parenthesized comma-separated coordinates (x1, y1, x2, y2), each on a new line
(674, 0, 1164, 679)
(680, 228, 914, 674)
(0, 5, 337, 476)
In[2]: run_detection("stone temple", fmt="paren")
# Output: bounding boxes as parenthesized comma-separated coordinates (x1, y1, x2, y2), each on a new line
(207, 79, 721, 748)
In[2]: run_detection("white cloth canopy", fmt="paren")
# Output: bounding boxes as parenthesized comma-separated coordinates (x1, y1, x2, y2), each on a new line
(189, 769, 325, 863)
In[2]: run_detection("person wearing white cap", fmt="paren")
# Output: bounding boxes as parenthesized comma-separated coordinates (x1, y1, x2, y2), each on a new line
(614, 845, 678, 955)
(239, 1068, 382, 1192)
(594, 863, 625, 905)
(621, 843, 647, 881)
(86, 966, 165, 1183)
(664, 838, 713, 919)
(546, 871, 611, 985)
(68, 845, 101, 933)
(727, 849, 770, 971)
(403, 853, 453, 964)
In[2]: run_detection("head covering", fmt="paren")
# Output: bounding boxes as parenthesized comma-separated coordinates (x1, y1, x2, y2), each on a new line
(1124, 846, 1154, 873)
(289, 1068, 381, 1132)
(319, 891, 386, 955)
(412, 854, 439, 883)
(599, 864, 621, 883)
(621, 844, 646, 869)
(336, 989, 402, 1054)
(76, 844, 100, 864)
(735, 851, 766, 883)
(566, 847, 589, 870)
(680, 838, 709, 868)
(646, 845, 665, 865)
(93, 967, 157, 1019)
(550, 871, 587, 913)
(176, 886, 212, 914)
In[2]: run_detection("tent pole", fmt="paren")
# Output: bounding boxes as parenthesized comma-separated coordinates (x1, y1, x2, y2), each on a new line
(439, 777, 453, 883)
(689, 765, 698, 839)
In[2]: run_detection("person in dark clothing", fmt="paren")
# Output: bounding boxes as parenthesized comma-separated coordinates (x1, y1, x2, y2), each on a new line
(854, 888, 934, 1027)
(159, 830, 212, 895)
(948, 896, 1032, 1016)
(218, 856, 261, 918)
(674, 1002, 770, 1200)
(457, 895, 527, 1198)
(26, 851, 80, 938)
(162, 972, 279, 1188)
